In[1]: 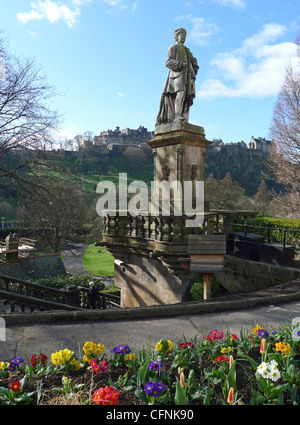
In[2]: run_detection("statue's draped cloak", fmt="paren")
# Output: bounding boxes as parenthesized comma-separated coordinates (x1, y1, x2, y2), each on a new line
(156, 43, 199, 125)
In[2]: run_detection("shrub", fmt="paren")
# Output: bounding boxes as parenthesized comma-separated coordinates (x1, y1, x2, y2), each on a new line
(35, 274, 105, 291)
(190, 277, 220, 300)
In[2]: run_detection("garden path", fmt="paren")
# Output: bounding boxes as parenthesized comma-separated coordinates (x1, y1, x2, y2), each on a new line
(2, 300, 300, 362)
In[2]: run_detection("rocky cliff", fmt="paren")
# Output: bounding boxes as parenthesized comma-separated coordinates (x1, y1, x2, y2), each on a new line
(205, 144, 275, 195)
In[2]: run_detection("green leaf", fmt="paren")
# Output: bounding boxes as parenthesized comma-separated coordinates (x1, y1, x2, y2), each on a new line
(174, 382, 187, 405)
(238, 353, 258, 369)
(135, 388, 148, 403)
(228, 362, 236, 389)
(14, 395, 33, 404)
(255, 372, 268, 395)
(250, 391, 267, 405)
(51, 387, 64, 394)
(0, 386, 10, 396)
(74, 383, 85, 391)
(159, 391, 171, 405)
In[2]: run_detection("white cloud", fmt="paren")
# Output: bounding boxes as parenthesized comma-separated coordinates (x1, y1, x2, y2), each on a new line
(213, 0, 246, 10)
(175, 15, 220, 46)
(189, 17, 221, 45)
(17, 0, 85, 27)
(197, 24, 298, 99)
(117, 92, 124, 97)
(103, 0, 127, 9)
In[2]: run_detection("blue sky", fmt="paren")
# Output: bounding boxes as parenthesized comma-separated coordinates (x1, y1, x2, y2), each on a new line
(1, 0, 299, 144)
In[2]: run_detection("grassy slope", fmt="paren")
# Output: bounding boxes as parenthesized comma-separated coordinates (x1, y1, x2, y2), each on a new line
(82, 244, 114, 277)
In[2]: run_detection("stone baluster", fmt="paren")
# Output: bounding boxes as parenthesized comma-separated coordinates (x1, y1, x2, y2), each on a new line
(162, 217, 172, 242)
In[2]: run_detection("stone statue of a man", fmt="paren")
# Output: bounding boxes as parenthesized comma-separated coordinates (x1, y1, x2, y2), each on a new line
(156, 28, 199, 125)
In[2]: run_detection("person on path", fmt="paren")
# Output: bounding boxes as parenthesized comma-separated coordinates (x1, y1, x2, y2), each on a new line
(87, 281, 99, 309)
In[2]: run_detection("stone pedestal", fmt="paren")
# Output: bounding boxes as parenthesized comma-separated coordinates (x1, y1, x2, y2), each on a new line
(101, 122, 218, 308)
(148, 121, 211, 215)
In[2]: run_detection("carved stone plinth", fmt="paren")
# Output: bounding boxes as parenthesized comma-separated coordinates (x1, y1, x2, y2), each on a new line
(101, 122, 218, 308)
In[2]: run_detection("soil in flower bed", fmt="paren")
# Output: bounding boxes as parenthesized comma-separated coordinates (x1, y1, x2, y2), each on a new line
(1, 351, 290, 406)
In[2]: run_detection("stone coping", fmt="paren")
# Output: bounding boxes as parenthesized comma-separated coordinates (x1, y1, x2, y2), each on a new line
(3, 289, 300, 326)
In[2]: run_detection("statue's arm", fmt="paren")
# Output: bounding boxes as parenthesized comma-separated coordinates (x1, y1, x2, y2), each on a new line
(165, 46, 185, 72)
(191, 54, 199, 75)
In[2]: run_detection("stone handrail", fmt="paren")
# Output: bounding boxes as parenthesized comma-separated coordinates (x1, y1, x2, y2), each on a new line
(102, 211, 217, 243)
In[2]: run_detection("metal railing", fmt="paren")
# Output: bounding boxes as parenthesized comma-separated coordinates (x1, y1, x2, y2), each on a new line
(0, 274, 120, 313)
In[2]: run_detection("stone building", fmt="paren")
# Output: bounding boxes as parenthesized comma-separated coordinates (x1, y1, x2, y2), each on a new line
(94, 125, 153, 147)
(248, 136, 274, 153)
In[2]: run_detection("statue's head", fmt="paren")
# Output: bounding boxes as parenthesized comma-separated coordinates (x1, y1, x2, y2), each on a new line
(174, 28, 187, 43)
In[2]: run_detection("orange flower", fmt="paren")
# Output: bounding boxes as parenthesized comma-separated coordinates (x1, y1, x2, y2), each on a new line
(229, 355, 234, 368)
(260, 338, 266, 354)
(227, 387, 234, 405)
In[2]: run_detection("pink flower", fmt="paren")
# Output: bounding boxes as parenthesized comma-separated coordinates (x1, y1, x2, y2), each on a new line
(90, 358, 109, 373)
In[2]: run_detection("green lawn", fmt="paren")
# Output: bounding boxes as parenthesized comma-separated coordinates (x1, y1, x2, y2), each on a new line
(82, 244, 114, 277)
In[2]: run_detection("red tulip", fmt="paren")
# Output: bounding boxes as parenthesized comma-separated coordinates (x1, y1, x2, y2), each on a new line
(180, 372, 185, 388)
(260, 338, 266, 354)
(227, 387, 234, 405)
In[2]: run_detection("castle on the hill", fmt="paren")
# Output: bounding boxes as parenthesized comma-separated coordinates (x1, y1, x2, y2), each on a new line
(208, 136, 274, 154)
(94, 125, 153, 146)
(36, 126, 274, 158)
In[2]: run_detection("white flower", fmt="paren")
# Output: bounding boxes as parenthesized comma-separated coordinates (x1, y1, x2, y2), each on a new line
(268, 368, 281, 382)
(257, 360, 281, 382)
(257, 362, 268, 376)
(269, 359, 278, 369)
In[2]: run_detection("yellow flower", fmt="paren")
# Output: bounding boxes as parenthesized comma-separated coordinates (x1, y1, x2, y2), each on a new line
(0, 361, 6, 370)
(252, 324, 263, 335)
(70, 358, 81, 371)
(155, 342, 163, 352)
(124, 353, 136, 362)
(167, 340, 174, 350)
(51, 348, 74, 366)
(82, 355, 90, 363)
(95, 344, 105, 355)
(83, 341, 97, 355)
(221, 347, 231, 354)
(275, 341, 291, 356)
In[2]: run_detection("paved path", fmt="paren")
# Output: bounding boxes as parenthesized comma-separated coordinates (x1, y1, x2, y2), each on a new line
(62, 242, 91, 276)
(1, 299, 300, 361)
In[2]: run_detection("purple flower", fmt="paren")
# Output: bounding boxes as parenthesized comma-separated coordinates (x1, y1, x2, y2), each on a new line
(257, 329, 269, 338)
(147, 360, 165, 374)
(143, 381, 166, 397)
(8, 363, 16, 372)
(112, 344, 131, 355)
(11, 357, 24, 365)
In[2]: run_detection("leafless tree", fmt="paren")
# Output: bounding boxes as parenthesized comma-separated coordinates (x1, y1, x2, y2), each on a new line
(18, 177, 89, 253)
(0, 32, 60, 194)
(268, 32, 300, 217)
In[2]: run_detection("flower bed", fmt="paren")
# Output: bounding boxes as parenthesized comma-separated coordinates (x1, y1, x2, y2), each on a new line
(0, 322, 300, 406)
